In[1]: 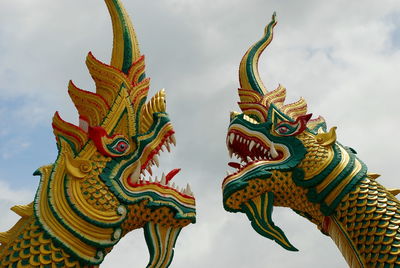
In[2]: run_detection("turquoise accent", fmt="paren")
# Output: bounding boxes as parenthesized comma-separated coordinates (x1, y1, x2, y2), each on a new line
(244, 13, 276, 94)
(99, 111, 195, 222)
(32, 140, 105, 265)
(241, 192, 298, 251)
(292, 143, 367, 216)
(106, 137, 130, 155)
(144, 222, 182, 268)
(112, 0, 134, 74)
(223, 108, 307, 211)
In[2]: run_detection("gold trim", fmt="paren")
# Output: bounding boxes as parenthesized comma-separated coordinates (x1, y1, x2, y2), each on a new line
(316, 127, 337, 146)
(315, 145, 349, 194)
(325, 159, 362, 205)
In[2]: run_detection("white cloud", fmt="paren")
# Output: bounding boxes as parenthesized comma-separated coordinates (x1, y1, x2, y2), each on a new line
(0, 180, 33, 232)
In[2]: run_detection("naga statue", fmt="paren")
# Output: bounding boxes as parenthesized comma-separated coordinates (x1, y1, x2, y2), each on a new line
(222, 13, 400, 267)
(0, 0, 196, 267)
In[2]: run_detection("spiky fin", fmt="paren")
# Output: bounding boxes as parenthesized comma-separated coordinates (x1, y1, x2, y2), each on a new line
(52, 0, 155, 150)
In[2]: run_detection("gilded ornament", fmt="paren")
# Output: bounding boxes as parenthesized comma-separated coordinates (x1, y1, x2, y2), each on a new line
(221, 13, 400, 267)
(0, 0, 196, 267)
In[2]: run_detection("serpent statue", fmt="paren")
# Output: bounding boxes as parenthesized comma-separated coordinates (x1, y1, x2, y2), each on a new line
(0, 0, 196, 267)
(222, 13, 400, 267)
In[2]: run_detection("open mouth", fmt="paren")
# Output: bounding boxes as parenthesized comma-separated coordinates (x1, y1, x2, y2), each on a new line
(127, 131, 194, 199)
(223, 128, 285, 185)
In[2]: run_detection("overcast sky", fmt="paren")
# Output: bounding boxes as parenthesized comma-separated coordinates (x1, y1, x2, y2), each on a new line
(1, 0, 400, 267)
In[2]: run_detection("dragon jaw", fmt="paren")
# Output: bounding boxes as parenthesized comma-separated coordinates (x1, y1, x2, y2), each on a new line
(221, 13, 325, 252)
(221, 11, 373, 259)
(28, 0, 196, 266)
(222, 110, 307, 211)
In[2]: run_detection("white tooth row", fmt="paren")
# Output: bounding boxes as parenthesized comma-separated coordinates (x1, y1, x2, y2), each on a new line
(227, 133, 279, 160)
(143, 134, 177, 176)
(127, 134, 194, 196)
(129, 165, 194, 196)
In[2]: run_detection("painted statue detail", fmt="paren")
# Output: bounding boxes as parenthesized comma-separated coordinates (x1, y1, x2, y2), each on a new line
(0, 0, 196, 267)
(223, 13, 400, 267)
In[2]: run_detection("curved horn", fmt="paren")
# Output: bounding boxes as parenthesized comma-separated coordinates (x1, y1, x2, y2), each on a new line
(239, 12, 277, 95)
(105, 0, 141, 74)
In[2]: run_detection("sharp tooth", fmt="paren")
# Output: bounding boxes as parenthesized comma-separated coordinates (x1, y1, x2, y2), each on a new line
(129, 175, 139, 184)
(246, 156, 252, 162)
(149, 176, 154, 183)
(229, 133, 235, 144)
(270, 143, 279, 159)
(153, 155, 160, 167)
(264, 148, 268, 154)
(249, 141, 255, 151)
(130, 162, 141, 184)
(239, 137, 243, 143)
(165, 143, 171, 152)
(185, 183, 192, 195)
(236, 135, 240, 141)
(161, 173, 166, 185)
(172, 182, 176, 189)
(246, 140, 250, 145)
(146, 166, 152, 176)
(170, 134, 176, 146)
(160, 146, 165, 152)
(256, 143, 260, 149)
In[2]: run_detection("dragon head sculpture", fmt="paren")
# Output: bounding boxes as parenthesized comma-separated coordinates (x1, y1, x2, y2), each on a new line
(0, 0, 195, 267)
(222, 13, 369, 252)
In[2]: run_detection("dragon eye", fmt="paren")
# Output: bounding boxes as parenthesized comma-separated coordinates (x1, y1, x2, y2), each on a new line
(275, 123, 297, 136)
(277, 126, 290, 134)
(114, 141, 129, 152)
(107, 137, 131, 156)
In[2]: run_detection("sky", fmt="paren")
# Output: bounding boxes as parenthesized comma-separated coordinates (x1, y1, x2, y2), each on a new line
(1, 0, 400, 267)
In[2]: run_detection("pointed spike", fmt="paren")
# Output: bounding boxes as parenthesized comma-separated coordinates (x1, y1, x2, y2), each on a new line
(130, 162, 141, 184)
(130, 175, 139, 184)
(105, 0, 141, 73)
(270, 142, 279, 159)
(185, 183, 192, 194)
(249, 140, 255, 151)
(388, 189, 400, 196)
(153, 155, 159, 167)
(170, 134, 176, 146)
(165, 143, 171, 152)
(146, 166, 153, 176)
(229, 133, 235, 144)
(161, 173, 166, 185)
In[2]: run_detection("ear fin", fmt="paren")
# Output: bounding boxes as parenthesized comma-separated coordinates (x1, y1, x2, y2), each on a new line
(316, 127, 337, 146)
(241, 192, 298, 251)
